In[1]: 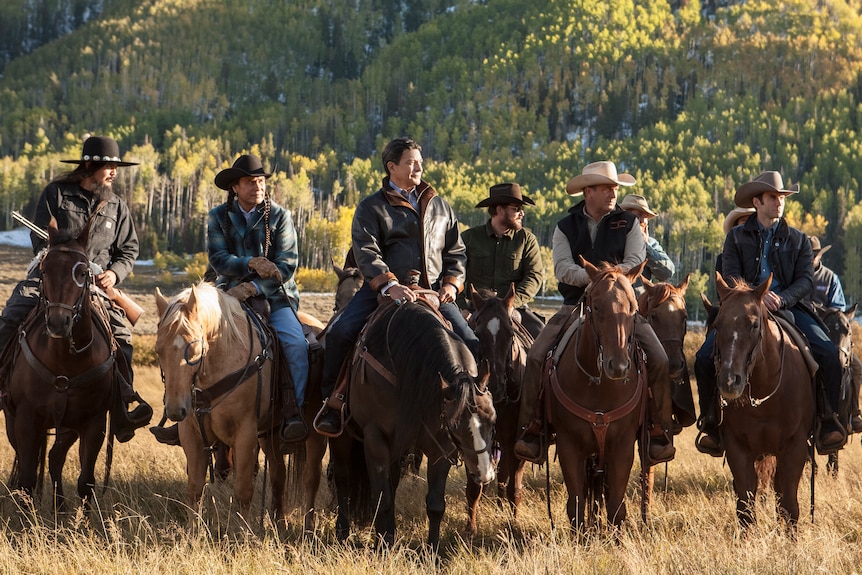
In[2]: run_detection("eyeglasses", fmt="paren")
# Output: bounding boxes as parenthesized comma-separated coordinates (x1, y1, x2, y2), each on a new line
(507, 205, 525, 214)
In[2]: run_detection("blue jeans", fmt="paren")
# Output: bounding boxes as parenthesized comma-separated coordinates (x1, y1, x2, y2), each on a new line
(270, 306, 310, 406)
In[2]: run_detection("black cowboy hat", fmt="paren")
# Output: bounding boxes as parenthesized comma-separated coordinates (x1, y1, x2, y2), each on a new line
(215, 154, 273, 190)
(61, 136, 139, 166)
(475, 182, 535, 208)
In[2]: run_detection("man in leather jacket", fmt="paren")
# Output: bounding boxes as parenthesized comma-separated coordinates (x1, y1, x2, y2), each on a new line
(314, 138, 479, 436)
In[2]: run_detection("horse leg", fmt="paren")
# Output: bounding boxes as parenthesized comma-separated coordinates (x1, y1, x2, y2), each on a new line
(213, 441, 232, 482)
(726, 448, 757, 532)
(48, 428, 79, 513)
(179, 420, 208, 522)
(76, 417, 107, 512)
(231, 426, 262, 521)
(605, 445, 636, 531)
(259, 434, 286, 523)
(12, 408, 43, 499)
(425, 457, 451, 552)
(465, 474, 482, 537)
(302, 431, 326, 534)
(556, 443, 588, 532)
(363, 427, 395, 548)
(774, 443, 808, 536)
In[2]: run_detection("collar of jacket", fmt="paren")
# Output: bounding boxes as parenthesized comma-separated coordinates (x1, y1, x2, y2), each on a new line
(742, 215, 789, 238)
(382, 177, 436, 212)
(484, 219, 516, 239)
(568, 200, 628, 222)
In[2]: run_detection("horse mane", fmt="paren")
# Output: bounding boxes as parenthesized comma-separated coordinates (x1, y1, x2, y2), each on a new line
(638, 282, 676, 315)
(366, 303, 474, 454)
(159, 282, 246, 348)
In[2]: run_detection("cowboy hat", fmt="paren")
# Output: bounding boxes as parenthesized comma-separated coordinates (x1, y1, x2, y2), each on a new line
(565, 161, 636, 196)
(618, 194, 657, 218)
(215, 154, 273, 190)
(734, 171, 799, 208)
(60, 136, 138, 166)
(722, 206, 756, 235)
(475, 182, 535, 208)
(809, 236, 832, 258)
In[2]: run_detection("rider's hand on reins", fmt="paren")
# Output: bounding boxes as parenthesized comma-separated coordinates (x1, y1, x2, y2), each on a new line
(388, 283, 416, 306)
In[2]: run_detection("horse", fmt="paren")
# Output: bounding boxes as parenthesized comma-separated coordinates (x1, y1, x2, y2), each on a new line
(710, 272, 815, 532)
(2, 218, 115, 511)
(155, 283, 304, 524)
(814, 302, 861, 475)
(332, 262, 363, 313)
(328, 299, 496, 549)
(466, 285, 532, 535)
(547, 259, 649, 532)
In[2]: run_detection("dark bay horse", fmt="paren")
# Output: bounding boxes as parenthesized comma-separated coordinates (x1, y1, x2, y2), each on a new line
(329, 299, 496, 549)
(466, 285, 532, 535)
(548, 260, 648, 531)
(2, 218, 114, 510)
(332, 262, 363, 313)
(711, 272, 814, 532)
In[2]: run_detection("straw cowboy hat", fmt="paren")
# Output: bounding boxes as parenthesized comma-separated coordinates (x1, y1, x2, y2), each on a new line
(618, 194, 657, 218)
(60, 136, 138, 166)
(809, 236, 832, 260)
(734, 171, 799, 208)
(215, 154, 273, 190)
(565, 161, 636, 196)
(722, 207, 756, 235)
(475, 182, 535, 208)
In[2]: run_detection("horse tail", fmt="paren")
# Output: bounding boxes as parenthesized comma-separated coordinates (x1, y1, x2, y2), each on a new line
(585, 458, 605, 527)
(36, 433, 47, 501)
(285, 442, 307, 507)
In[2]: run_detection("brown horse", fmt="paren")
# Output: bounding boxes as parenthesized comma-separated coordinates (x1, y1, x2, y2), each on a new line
(548, 260, 648, 531)
(711, 272, 815, 532)
(155, 283, 292, 523)
(2, 218, 114, 510)
(328, 299, 496, 549)
(332, 262, 363, 313)
(466, 285, 532, 535)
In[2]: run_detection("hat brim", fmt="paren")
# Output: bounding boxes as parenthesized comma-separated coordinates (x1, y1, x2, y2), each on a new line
(813, 244, 832, 257)
(475, 194, 535, 208)
(734, 181, 799, 208)
(61, 159, 139, 167)
(565, 173, 636, 196)
(215, 168, 273, 190)
(722, 207, 756, 235)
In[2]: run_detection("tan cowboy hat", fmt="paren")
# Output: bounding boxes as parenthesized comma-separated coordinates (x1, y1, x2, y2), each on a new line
(475, 182, 535, 208)
(61, 136, 139, 166)
(215, 154, 273, 190)
(734, 171, 799, 208)
(565, 161, 636, 196)
(722, 207, 756, 235)
(618, 194, 657, 218)
(809, 236, 832, 258)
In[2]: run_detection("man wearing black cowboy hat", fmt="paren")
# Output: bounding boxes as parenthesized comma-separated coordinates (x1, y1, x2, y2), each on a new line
(0, 135, 152, 442)
(459, 182, 545, 337)
(152, 154, 311, 446)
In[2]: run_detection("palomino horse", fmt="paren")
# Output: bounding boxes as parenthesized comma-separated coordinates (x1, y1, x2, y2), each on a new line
(329, 299, 496, 549)
(156, 283, 301, 523)
(466, 285, 533, 535)
(548, 260, 648, 531)
(2, 218, 114, 510)
(711, 272, 814, 531)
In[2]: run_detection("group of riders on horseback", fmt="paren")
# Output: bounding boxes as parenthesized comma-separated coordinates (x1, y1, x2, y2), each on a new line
(0, 135, 859, 511)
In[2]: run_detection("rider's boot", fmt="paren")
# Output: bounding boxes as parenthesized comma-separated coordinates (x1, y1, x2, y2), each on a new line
(114, 383, 154, 443)
(514, 418, 546, 464)
(647, 424, 676, 464)
(851, 411, 862, 434)
(280, 378, 308, 443)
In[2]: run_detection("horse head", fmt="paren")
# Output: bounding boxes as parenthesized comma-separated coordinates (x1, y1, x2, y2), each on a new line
(581, 258, 644, 381)
(333, 261, 363, 312)
(817, 302, 857, 368)
(40, 217, 94, 339)
(441, 359, 496, 486)
(712, 271, 771, 400)
(470, 284, 517, 402)
(639, 274, 690, 379)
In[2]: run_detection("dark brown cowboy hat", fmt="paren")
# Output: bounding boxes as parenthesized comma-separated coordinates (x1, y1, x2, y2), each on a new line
(61, 136, 139, 166)
(475, 182, 535, 208)
(215, 154, 273, 190)
(565, 161, 636, 196)
(734, 171, 799, 208)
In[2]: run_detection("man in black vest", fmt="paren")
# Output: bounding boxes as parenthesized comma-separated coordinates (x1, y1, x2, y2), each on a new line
(513, 161, 675, 464)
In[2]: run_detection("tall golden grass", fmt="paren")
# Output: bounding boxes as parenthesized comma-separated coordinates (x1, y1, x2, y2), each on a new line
(1, 327, 862, 574)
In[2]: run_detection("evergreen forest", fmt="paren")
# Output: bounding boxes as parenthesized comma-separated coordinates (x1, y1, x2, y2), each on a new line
(2, 0, 862, 312)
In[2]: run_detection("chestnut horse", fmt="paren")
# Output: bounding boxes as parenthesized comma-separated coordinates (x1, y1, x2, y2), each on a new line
(328, 299, 496, 549)
(2, 219, 114, 510)
(711, 272, 815, 532)
(548, 260, 648, 531)
(466, 285, 533, 535)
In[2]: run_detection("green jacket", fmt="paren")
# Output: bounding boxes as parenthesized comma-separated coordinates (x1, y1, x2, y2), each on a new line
(459, 220, 544, 309)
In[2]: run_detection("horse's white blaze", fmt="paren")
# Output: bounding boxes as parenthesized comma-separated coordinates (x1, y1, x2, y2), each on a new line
(486, 316, 501, 338)
(468, 413, 495, 484)
(722, 330, 739, 369)
(172, 334, 185, 350)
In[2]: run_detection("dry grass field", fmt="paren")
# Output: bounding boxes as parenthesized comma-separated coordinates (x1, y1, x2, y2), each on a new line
(1, 244, 861, 574)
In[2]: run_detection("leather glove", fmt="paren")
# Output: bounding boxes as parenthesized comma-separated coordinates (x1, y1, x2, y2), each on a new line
(227, 282, 258, 301)
(248, 257, 283, 281)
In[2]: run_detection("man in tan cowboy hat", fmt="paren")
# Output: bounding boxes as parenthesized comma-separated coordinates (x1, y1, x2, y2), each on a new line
(459, 182, 545, 337)
(0, 135, 152, 442)
(695, 171, 846, 455)
(618, 193, 675, 291)
(514, 161, 675, 465)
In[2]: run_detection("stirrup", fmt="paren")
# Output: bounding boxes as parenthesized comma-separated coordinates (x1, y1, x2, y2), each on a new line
(814, 415, 847, 455)
(313, 403, 345, 438)
(694, 428, 724, 458)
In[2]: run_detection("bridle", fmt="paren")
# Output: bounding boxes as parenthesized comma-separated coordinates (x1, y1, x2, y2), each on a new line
(575, 277, 636, 385)
(39, 245, 94, 354)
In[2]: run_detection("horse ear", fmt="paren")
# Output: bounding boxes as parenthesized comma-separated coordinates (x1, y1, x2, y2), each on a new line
(581, 256, 600, 281)
(470, 286, 486, 311)
(677, 273, 691, 293)
(701, 292, 718, 328)
(155, 287, 169, 317)
(440, 374, 458, 401)
(715, 271, 731, 302)
(642, 276, 655, 290)
(477, 359, 490, 392)
(187, 284, 201, 317)
(846, 303, 858, 319)
(503, 283, 516, 310)
(46, 217, 60, 244)
(332, 258, 345, 279)
(754, 273, 771, 301)
(625, 260, 646, 285)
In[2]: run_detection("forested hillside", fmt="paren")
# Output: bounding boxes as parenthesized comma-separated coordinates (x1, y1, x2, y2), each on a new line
(2, 0, 862, 310)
